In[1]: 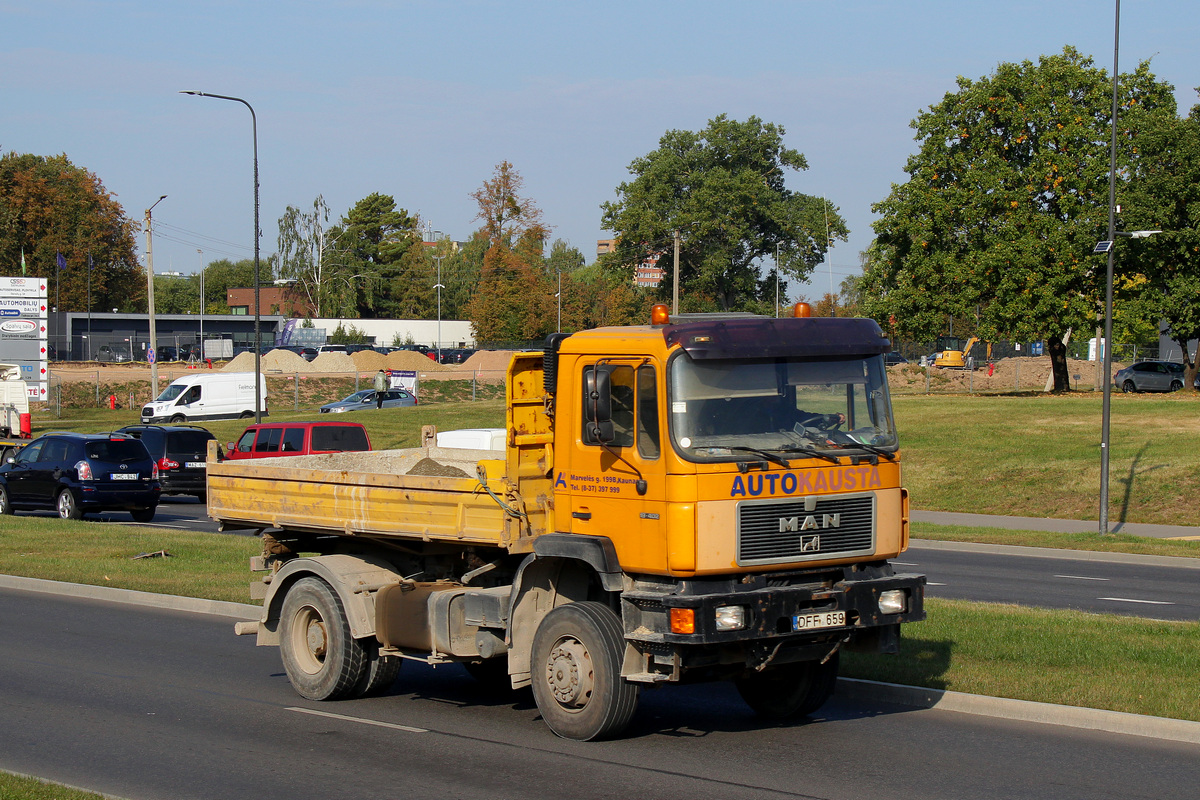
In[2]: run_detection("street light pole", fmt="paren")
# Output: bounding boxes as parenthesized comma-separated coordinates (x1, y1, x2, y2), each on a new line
(180, 90, 261, 421)
(432, 255, 445, 361)
(144, 194, 167, 397)
(197, 248, 204, 361)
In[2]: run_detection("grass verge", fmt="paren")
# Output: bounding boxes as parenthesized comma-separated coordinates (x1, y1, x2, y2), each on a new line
(844, 597, 1200, 722)
(0, 772, 105, 800)
(3, 519, 1197, 722)
(913, 521, 1200, 559)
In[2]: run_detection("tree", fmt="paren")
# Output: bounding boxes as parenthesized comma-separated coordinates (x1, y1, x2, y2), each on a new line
(864, 47, 1176, 391)
(600, 115, 847, 312)
(336, 193, 423, 318)
(0, 152, 142, 312)
(276, 195, 347, 318)
(472, 161, 546, 245)
(1122, 92, 1200, 391)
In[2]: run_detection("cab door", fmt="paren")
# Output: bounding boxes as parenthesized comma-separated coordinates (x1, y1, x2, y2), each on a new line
(558, 360, 667, 575)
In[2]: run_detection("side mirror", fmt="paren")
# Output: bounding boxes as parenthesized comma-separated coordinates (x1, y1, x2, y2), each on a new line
(583, 366, 614, 444)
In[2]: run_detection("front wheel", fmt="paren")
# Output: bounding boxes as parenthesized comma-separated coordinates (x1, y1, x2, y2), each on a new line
(279, 577, 367, 700)
(531, 601, 639, 741)
(1122, 380, 1137, 393)
(57, 488, 83, 520)
(0, 485, 11, 515)
(170, 414, 186, 423)
(735, 653, 840, 719)
(1170, 380, 1183, 391)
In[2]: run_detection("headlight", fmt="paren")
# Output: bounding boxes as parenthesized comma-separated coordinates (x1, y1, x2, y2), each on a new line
(878, 589, 907, 615)
(714, 605, 747, 632)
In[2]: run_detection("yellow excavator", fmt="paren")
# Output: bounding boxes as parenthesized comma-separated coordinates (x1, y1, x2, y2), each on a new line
(933, 336, 990, 369)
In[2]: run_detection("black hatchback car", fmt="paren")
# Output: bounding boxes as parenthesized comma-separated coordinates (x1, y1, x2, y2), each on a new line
(117, 424, 216, 501)
(0, 432, 161, 521)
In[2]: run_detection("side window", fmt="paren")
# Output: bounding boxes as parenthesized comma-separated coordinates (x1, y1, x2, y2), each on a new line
(637, 365, 661, 460)
(235, 430, 256, 453)
(281, 427, 305, 453)
(39, 439, 69, 463)
(15, 441, 44, 463)
(581, 364, 660, 457)
(255, 428, 282, 453)
(180, 386, 201, 404)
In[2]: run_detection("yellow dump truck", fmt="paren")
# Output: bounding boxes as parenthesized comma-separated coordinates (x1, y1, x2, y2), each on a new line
(208, 304, 925, 740)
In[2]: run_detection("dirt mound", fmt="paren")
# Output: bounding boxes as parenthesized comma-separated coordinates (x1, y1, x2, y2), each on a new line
(222, 352, 258, 372)
(306, 352, 359, 373)
(458, 349, 516, 374)
(890, 356, 1125, 392)
(261, 349, 311, 372)
(384, 350, 450, 372)
(352, 350, 388, 371)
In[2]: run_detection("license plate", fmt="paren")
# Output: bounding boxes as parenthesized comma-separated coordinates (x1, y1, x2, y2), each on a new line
(110, 473, 140, 481)
(186, 462, 206, 469)
(792, 610, 846, 631)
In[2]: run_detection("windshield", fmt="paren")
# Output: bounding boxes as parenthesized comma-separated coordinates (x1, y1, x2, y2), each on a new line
(668, 353, 897, 462)
(156, 384, 186, 402)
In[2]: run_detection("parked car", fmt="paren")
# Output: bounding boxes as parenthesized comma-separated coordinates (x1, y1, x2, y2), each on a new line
(0, 432, 160, 521)
(224, 421, 372, 459)
(319, 388, 417, 413)
(883, 353, 908, 366)
(156, 345, 179, 362)
(116, 424, 216, 501)
(1113, 361, 1187, 393)
(439, 348, 476, 365)
(96, 345, 131, 363)
(316, 344, 348, 355)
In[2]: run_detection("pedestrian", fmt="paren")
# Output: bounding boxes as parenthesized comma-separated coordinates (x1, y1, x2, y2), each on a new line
(372, 367, 386, 407)
(373, 369, 387, 409)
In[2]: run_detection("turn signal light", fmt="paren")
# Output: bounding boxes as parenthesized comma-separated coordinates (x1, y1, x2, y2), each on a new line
(669, 608, 696, 634)
(650, 304, 671, 325)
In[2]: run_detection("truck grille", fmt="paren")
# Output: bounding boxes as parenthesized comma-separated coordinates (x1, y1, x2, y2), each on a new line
(737, 493, 876, 565)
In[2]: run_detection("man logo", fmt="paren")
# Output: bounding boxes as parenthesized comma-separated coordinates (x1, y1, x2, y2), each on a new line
(779, 513, 841, 533)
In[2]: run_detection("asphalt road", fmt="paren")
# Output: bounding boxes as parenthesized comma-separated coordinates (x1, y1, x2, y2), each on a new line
(2, 587, 1197, 800)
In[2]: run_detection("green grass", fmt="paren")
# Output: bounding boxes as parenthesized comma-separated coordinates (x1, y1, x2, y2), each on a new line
(0, 772, 106, 800)
(844, 598, 1200, 722)
(894, 393, 1200, 527)
(913, 522, 1200, 559)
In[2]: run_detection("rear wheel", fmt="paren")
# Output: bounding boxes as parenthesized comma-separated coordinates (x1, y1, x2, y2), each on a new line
(130, 506, 156, 523)
(279, 577, 366, 700)
(1122, 380, 1137, 393)
(353, 647, 401, 697)
(531, 601, 639, 741)
(240, 411, 254, 419)
(56, 488, 83, 520)
(1170, 380, 1183, 391)
(736, 653, 840, 719)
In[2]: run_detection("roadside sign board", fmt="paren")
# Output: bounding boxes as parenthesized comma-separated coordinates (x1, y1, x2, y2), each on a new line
(0, 276, 50, 400)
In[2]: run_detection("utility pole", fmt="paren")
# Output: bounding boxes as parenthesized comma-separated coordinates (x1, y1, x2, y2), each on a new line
(197, 249, 204, 361)
(144, 195, 166, 396)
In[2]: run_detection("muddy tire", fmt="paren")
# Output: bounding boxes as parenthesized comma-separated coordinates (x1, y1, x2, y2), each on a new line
(736, 653, 839, 719)
(279, 577, 367, 700)
(531, 601, 639, 741)
(353, 647, 401, 697)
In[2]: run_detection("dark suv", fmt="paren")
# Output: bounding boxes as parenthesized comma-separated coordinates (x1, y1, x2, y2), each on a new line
(117, 425, 216, 501)
(0, 432, 161, 521)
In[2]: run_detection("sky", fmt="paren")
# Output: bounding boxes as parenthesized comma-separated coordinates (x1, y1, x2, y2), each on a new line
(4, 0, 1199, 301)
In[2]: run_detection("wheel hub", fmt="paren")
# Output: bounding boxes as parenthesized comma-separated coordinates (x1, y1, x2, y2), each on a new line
(305, 617, 328, 661)
(546, 639, 593, 708)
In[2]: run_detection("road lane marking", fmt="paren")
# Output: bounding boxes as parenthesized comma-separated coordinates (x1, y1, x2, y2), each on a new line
(287, 706, 427, 733)
(1097, 597, 1175, 606)
(1054, 575, 1110, 581)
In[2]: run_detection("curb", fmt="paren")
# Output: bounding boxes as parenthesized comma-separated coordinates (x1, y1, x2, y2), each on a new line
(4, 574, 1196, 745)
(838, 677, 1200, 745)
(0, 574, 260, 620)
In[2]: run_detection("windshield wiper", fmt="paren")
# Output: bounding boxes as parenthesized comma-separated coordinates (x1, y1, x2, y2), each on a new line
(724, 446, 791, 468)
(844, 440, 896, 460)
(775, 444, 841, 464)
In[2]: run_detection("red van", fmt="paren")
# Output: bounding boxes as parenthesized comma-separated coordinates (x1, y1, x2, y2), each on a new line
(224, 421, 371, 460)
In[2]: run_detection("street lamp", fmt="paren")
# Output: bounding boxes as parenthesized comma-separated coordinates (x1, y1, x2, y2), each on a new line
(432, 254, 445, 362)
(197, 248, 204, 362)
(144, 194, 167, 396)
(181, 90, 262, 421)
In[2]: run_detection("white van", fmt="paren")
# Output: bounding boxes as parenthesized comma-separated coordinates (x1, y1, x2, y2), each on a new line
(140, 372, 268, 424)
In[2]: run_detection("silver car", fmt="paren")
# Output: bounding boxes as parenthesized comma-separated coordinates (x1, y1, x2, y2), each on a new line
(1113, 361, 1186, 393)
(319, 388, 417, 413)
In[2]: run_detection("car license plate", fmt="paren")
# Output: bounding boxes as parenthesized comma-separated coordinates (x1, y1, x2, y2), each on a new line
(110, 473, 140, 481)
(792, 611, 845, 631)
(186, 461, 206, 469)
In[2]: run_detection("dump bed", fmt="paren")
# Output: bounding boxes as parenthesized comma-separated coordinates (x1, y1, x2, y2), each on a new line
(205, 441, 537, 551)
